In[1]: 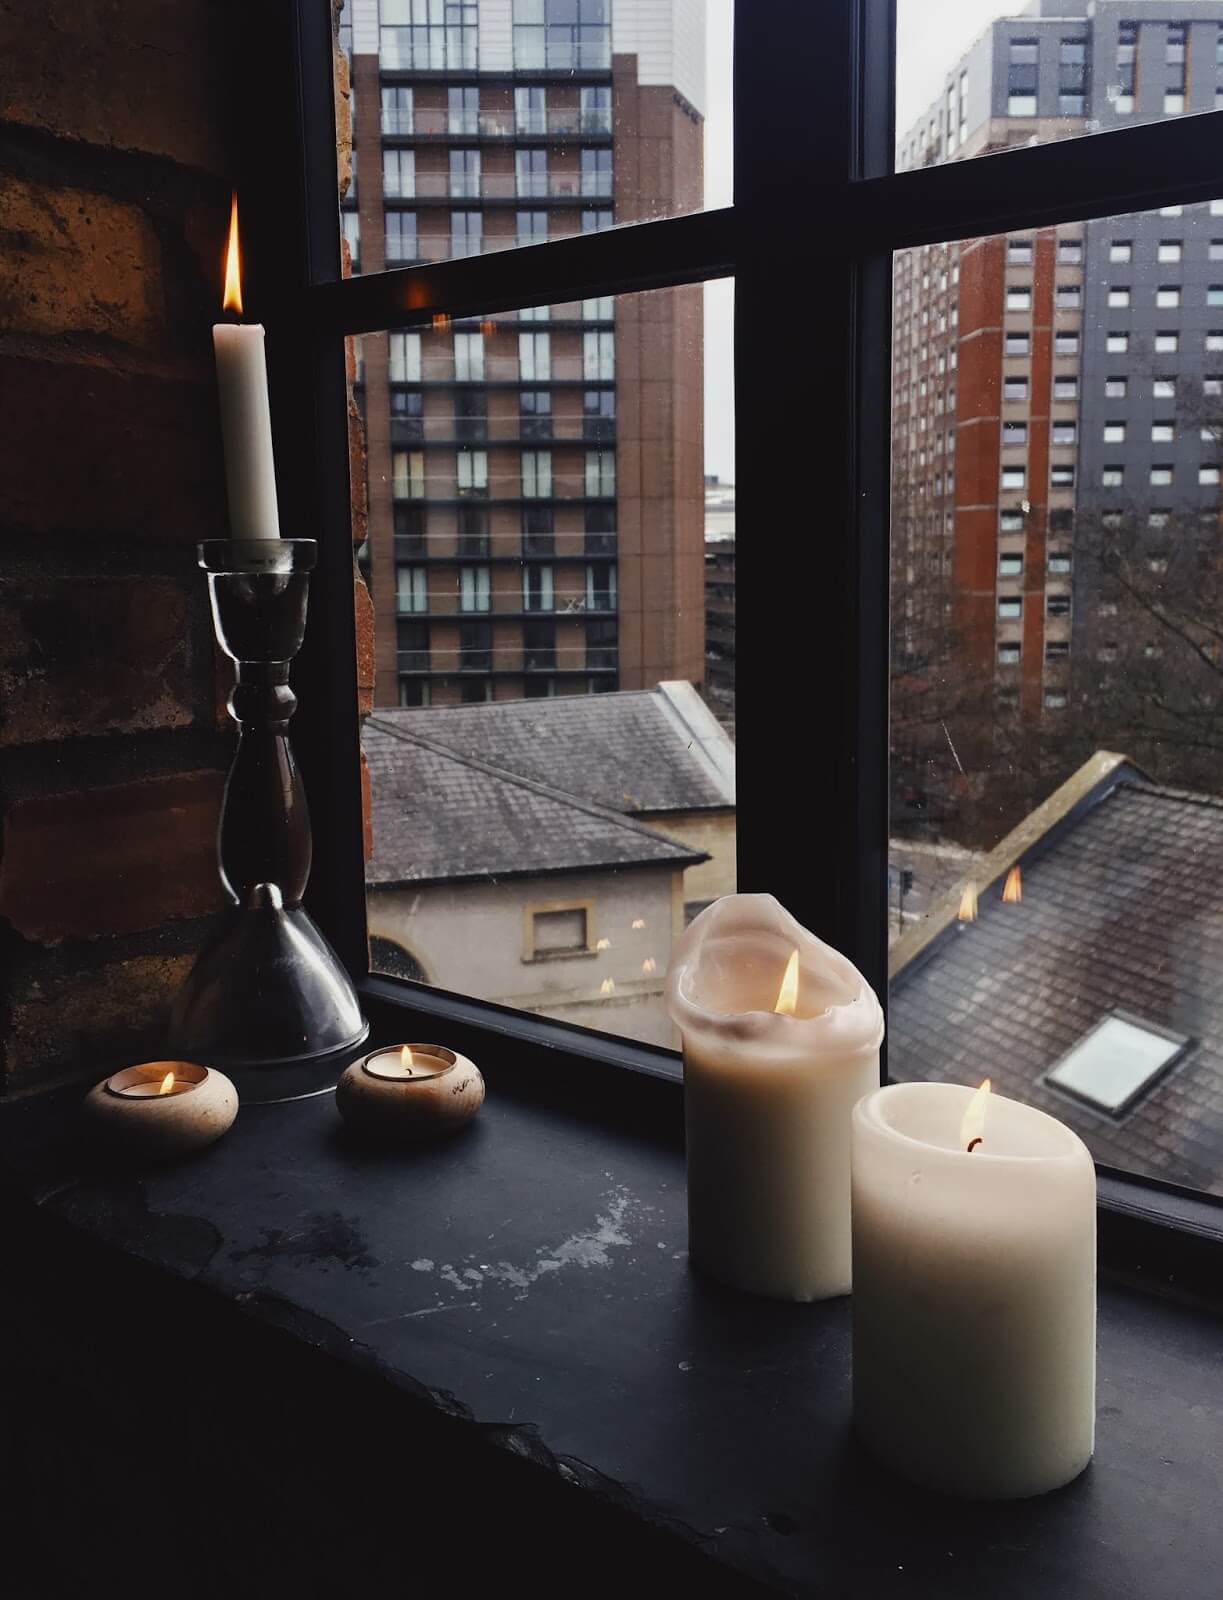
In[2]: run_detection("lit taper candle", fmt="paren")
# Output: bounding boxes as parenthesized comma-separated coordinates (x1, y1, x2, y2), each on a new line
(212, 194, 281, 540)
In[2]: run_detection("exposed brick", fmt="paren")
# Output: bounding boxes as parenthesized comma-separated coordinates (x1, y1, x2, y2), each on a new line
(355, 572, 375, 718)
(0, 1, 230, 176)
(348, 390, 368, 548)
(0, 577, 200, 746)
(0, 771, 224, 943)
(0, 356, 224, 538)
(0, 176, 164, 346)
(4, 952, 195, 1092)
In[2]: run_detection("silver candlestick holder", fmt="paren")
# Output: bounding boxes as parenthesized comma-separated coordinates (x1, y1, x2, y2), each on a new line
(169, 539, 368, 1102)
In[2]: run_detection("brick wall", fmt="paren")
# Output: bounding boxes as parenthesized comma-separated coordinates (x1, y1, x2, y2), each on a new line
(0, 3, 371, 1094)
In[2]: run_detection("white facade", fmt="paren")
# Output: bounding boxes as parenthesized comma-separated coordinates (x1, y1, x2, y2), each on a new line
(350, 0, 379, 56)
(477, 0, 514, 70)
(614, 0, 706, 112)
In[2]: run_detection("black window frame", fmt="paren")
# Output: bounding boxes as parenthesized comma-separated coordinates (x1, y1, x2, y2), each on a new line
(245, 1, 1223, 1289)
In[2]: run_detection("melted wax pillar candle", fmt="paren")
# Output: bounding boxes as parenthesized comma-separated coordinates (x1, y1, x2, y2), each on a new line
(666, 894, 884, 1301)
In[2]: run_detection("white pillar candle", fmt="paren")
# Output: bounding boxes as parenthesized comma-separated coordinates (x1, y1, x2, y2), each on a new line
(852, 1081, 1096, 1500)
(666, 894, 884, 1302)
(212, 194, 281, 540)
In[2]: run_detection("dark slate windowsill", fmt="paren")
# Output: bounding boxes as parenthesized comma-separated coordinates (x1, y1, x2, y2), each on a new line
(2, 1064, 1221, 1599)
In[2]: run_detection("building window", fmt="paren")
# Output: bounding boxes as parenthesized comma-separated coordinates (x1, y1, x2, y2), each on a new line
(1048, 554, 1072, 575)
(1006, 287, 1032, 311)
(528, 904, 591, 959)
(1008, 94, 1038, 115)
(1208, 331, 1223, 351)
(456, 449, 488, 497)
(390, 388, 424, 443)
(454, 331, 485, 382)
(998, 598, 1023, 620)
(1204, 376, 1223, 397)
(1051, 465, 1075, 487)
(384, 211, 418, 265)
(1151, 423, 1174, 443)
(582, 209, 614, 234)
(1057, 239, 1083, 264)
(515, 85, 546, 136)
(1159, 204, 1184, 218)
(519, 389, 553, 442)
(516, 148, 548, 199)
(381, 85, 414, 137)
(1007, 240, 1034, 265)
(1003, 378, 1029, 401)
(522, 504, 554, 555)
(1045, 1014, 1189, 1117)
(1150, 466, 1174, 486)
(382, 0, 478, 70)
(1158, 241, 1183, 264)
(1105, 333, 1128, 353)
(1103, 422, 1126, 443)
(581, 148, 613, 198)
(1101, 466, 1123, 487)
(448, 85, 480, 135)
(1004, 332, 1030, 355)
(585, 449, 615, 497)
(998, 643, 1021, 664)
(457, 504, 489, 556)
(396, 564, 427, 615)
(1201, 466, 1221, 486)
(394, 503, 426, 555)
(1164, 93, 1185, 115)
(389, 332, 422, 384)
(999, 555, 1023, 577)
(1051, 422, 1076, 444)
(1047, 594, 1072, 618)
(459, 620, 492, 671)
(999, 511, 1025, 533)
(396, 619, 429, 673)
(585, 504, 615, 554)
(523, 618, 556, 671)
(583, 330, 615, 381)
(1154, 332, 1179, 353)
(383, 148, 415, 200)
(1209, 287, 1223, 307)
(518, 331, 551, 382)
(586, 562, 617, 612)
(585, 616, 617, 669)
(1055, 332, 1079, 354)
(582, 294, 614, 322)
(1107, 287, 1131, 309)
(581, 85, 613, 134)
(1053, 376, 1078, 400)
(392, 449, 425, 499)
(1002, 421, 1027, 446)
(521, 450, 552, 498)
(514, 0, 611, 71)
(516, 209, 549, 248)
(454, 387, 487, 442)
(1109, 240, 1132, 263)
(1001, 466, 1025, 489)
(1153, 378, 1175, 399)
(523, 564, 555, 611)
(583, 388, 615, 442)
(1056, 285, 1082, 309)
(1156, 286, 1181, 309)
(450, 210, 483, 258)
(459, 566, 491, 613)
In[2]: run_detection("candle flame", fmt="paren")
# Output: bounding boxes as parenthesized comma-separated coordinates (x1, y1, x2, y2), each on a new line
(158, 1071, 176, 1096)
(222, 192, 243, 315)
(958, 882, 978, 923)
(773, 949, 800, 1016)
(400, 1045, 414, 1075)
(1002, 865, 1023, 904)
(961, 1078, 991, 1151)
(631, 918, 646, 930)
(600, 977, 616, 995)
(641, 956, 657, 976)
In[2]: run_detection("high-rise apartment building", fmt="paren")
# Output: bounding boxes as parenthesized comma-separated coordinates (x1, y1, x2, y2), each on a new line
(339, 0, 705, 708)
(893, 1, 1223, 835)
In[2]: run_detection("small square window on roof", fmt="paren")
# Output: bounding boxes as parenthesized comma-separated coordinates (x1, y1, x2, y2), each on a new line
(1045, 1012, 1190, 1117)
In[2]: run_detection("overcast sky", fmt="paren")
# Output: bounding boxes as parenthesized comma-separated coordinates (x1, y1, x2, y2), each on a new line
(701, 1, 1016, 484)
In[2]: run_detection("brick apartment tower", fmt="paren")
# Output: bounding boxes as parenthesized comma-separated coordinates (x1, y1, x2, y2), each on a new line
(342, 0, 705, 708)
(893, 0, 1223, 839)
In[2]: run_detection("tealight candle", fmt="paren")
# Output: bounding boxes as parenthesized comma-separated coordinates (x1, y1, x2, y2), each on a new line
(82, 1061, 238, 1162)
(336, 1045, 485, 1140)
(851, 1080, 1096, 1500)
(666, 894, 884, 1301)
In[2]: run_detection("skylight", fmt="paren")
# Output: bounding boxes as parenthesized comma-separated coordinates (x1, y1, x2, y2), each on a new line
(1046, 1013, 1189, 1116)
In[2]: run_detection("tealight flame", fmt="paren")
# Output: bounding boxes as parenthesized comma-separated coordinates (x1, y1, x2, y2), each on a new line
(600, 977, 616, 995)
(222, 192, 243, 315)
(631, 918, 645, 930)
(158, 1071, 176, 1096)
(432, 312, 452, 332)
(400, 1045, 414, 1075)
(961, 1078, 991, 1152)
(641, 956, 657, 976)
(1002, 865, 1022, 904)
(958, 883, 978, 923)
(479, 319, 497, 338)
(773, 949, 800, 1016)
(595, 937, 611, 951)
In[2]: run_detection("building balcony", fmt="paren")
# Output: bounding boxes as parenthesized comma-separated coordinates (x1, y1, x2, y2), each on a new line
(383, 172, 612, 203)
(381, 107, 613, 140)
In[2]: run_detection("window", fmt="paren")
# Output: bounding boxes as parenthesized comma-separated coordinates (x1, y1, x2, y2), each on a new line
(998, 598, 1022, 620)
(1056, 285, 1082, 310)
(459, 620, 492, 672)
(1208, 332, 1223, 351)
(454, 388, 486, 442)
(1002, 422, 1027, 446)
(456, 449, 488, 497)
(585, 504, 615, 554)
(1001, 466, 1025, 489)
(1008, 95, 1037, 116)
(515, 0, 611, 71)
(518, 331, 551, 382)
(514, 85, 546, 136)
(1109, 241, 1132, 263)
(586, 562, 617, 611)
(450, 148, 481, 200)
(1046, 1014, 1189, 1116)
(1051, 422, 1076, 444)
(389, 333, 422, 384)
(450, 211, 482, 258)
(585, 450, 615, 497)
(530, 906, 590, 959)
(1046, 594, 1072, 618)
(521, 450, 552, 498)
(1150, 466, 1174, 486)
(1004, 333, 1030, 355)
(1106, 333, 1128, 354)
(384, 211, 417, 264)
(583, 209, 614, 234)
(390, 388, 423, 442)
(383, 148, 415, 199)
(583, 388, 615, 442)
(382, 0, 477, 69)
(516, 209, 549, 247)
(396, 619, 429, 673)
(516, 148, 548, 199)
(581, 85, 612, 134)
(394, 503, 426, 554)
(1154, 332, 1178, 353)
(521, 504, 554, 555)
(519, 389, 552, 442)
(454, 331, 485, 382)
(585, 617, 617, 670)
(396, 564, 427, 614)
(1003, 378, 1029, 401)
(1055, 333, 1079, 355)
(392, 449, 425, 499)
(1158, 242, 1182, 264)
(1201, 466, 1221, 486)
(1053, 377, 1078, 400)
(999, 555, 1023, 577)
(1048, 554, 1072, 575)
(1051, 464, 1075, 487)
(999, 511, 1025, 533)
(1164, 93, 1185, 115)
(583, 330, 614, 381)
(1007, 240, 1033, 265)
(1107, 287, 1130, 309)
(457, 504, 488, 556)
(523, 564, 555, 612)
(1151, 423, 1174, 443)
(459, 566, 491, 613)
(1057, 239, 1083, 264)
(1103, 423, 1126, 443)
(1101, 466, 1123, 487)
(1153, 379, 1175, 399)
(523, 618, 556, 671)
(1006, 287, 1032, 311)
(381, 85, 413, 137)
(1211, 242, 1223, 262)
(998, 643, 1021, 664)
(581, 148, 613, 198)
(1156, 287, 1181, 309)
(1210, 287, 1223, 307)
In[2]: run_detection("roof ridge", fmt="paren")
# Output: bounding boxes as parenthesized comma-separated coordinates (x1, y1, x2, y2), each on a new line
(1113, 777, 1223, 813)
(365, 715, 702, 861)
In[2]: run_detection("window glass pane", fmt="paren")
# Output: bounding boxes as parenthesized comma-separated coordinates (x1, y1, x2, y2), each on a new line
(895, 4, 1216, 170)
(334, 0, 732, 272)
(890, 200, 1223, 1194)
(351, 282, 734, 1048)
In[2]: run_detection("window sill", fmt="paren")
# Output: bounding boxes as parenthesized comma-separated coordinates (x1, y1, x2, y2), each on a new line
(2, 1022, 1222, 1597)
(522, 947, 599, 965)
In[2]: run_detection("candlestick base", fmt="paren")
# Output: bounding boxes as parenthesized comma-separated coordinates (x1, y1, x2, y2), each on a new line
(169, 882, 369, 1102)
(169, 539, 368, 1102)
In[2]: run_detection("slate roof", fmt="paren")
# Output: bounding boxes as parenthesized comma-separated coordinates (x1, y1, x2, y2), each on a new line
(890, 775, 1223, 1196)
(364, 681, 735, 815)
(364, 715, 708, 887)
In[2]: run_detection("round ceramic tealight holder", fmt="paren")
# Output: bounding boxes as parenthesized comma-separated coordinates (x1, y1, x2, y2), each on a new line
(82, 1061, 238, 1162)
(336, 1045, 485, 1141)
